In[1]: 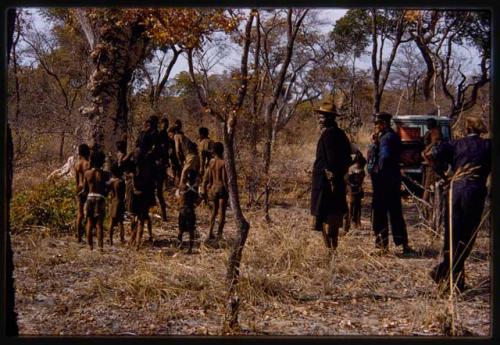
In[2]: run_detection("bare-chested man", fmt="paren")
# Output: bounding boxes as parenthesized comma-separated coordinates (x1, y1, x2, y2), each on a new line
(201, 142, 228, 241)
(74, 143, 91, 243)
(83, 149, 109, 250)
(173, 119, 191, 167)
(198, 127, 214, 179)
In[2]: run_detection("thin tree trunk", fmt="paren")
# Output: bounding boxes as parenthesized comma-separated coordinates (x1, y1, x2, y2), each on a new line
(59, 131, 65, 162)
(222, 120, 251, 330)
(6, 8, 20, 336)
(262, 9, 308, 222)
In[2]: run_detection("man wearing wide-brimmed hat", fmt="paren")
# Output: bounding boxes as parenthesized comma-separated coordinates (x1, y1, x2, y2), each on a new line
(310, 98, 352, 252)
(427, 116, 491, 292)
(370, 112, 415, 255)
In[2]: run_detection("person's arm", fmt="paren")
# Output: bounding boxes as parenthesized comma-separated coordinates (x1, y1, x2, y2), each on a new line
(83, 171, 90, 196)
(174, 135, 182, 163)
(74, 163, 80, 191)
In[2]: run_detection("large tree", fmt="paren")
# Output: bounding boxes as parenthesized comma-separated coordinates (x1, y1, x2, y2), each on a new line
(72, 8, 237, 152)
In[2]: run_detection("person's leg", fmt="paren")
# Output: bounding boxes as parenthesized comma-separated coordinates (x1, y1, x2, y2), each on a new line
(353, 195, 362, 227)
(372, 180, 389, 249)
(109, 218, 116, 246)
(344, 196, 352, 233)
(86, 218, 94, 250)
(136, 219, 145, 250)
(97, 219, 104, 250)
(156, 174, 167, 221)
(216, 197, 227, 239)
(326, 213, 342, 250)
(208, 199, 219, 239)
(188, 230, 194, 253)
(119, 221, 125, 244)
(147, 214, 153, 241)
(451, 185, 486, 289)
(387, 185, 409, 248)
(76, 200, 84, 243)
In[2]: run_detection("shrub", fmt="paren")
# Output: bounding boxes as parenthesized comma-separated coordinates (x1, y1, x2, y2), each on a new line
(10, 179, 76, 235)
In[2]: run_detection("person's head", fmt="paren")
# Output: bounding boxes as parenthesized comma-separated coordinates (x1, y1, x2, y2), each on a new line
(186, 169, 198, 185)
(160, 117, 169, 131)
(199, 127, 209, 139)
(110, 163, 121, 177)
(465, 117, 487, 135)
(167, 126, 176, 139)
(148, 115, 159, 130)
(90, 150, 105, 169)
(314, 99, 338, 129)
(115, 140, 127, 154)
(374, 112, 392, 132)
(426, 118, 438, 129)
(121, 159, 135, 174)
(213, 141, 224, 158)
(78, 143, 90, 159)
(143, 119, 152, 131)
(174, 119, 182, 132)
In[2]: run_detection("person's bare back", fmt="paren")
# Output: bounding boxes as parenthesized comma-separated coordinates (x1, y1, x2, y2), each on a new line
(75, 158, 90, 194)
(84, 168, 108, 196)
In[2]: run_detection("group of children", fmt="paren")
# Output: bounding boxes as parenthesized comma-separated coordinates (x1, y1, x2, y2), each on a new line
(74, 115, 229, 253)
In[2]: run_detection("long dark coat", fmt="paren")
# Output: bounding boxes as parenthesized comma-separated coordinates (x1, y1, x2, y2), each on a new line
(310, 122, 352, 222)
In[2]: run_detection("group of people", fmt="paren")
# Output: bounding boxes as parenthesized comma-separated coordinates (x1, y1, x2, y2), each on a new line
(74, 116, 229, 253)
(310, 99, 491, 292)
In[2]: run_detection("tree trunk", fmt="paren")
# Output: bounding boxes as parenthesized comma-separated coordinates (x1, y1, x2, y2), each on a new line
(59, 131, 66, 162)
(78, 14, 149, 152)
(5, 8, 20, 336)
(222, 119, 250, 331)
(370, 9, 381, 114)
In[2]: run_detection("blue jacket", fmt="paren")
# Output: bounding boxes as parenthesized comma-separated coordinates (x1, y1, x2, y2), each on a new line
(374, 128, 402, 181)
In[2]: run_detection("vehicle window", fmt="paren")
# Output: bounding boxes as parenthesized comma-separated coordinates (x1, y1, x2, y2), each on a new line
(441, 126, 450, 140)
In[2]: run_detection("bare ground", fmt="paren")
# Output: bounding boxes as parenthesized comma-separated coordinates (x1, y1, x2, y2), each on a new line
(12, 187, 491, 336)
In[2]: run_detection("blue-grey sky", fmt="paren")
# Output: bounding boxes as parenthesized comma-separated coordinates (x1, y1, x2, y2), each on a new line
(25, 8, 483, 81)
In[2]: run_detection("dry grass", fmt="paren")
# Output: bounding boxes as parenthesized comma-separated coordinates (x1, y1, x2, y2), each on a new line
(11, 140, 490, 336)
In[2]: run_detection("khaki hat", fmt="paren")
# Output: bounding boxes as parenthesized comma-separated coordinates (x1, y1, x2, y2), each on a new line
(465, 117, 487, 133)
(314, 100, 339, 117)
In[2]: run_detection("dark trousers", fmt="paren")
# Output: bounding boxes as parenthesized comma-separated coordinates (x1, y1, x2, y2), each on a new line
(431, 181, 487, 286)
(371, 175, 408, 247)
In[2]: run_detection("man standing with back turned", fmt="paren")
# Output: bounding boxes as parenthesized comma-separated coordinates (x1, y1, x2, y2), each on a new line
(310, 99, 352, 253)
(370, 112, 415, 255)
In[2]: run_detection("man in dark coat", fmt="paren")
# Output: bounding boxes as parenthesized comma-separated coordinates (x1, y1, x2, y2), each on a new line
(310, 99, 352, 252)
(427, 117, 491, 292)
(370, 112, 415, 255)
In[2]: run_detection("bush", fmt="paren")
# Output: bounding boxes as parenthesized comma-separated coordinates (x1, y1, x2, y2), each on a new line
(10, 179, 76, 235)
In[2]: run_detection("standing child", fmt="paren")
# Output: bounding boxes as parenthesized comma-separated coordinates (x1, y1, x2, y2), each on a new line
(201, 142, 229, 241)
(83, 149, 109, 250)
(176, 169, 201, 254)
(344, 161, 366, 232)
(108, 164, 126, 245)
(74, 144, 90, 243)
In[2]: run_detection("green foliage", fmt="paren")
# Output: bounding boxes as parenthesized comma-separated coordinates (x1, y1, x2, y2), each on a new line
(331, 9, 370, 58)
(11, 179, 76, 234)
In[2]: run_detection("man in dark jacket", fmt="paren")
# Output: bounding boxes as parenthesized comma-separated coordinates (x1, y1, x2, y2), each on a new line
(310, 99, 352, 252)
(427, 117, 491, 292)
(370, 112, 415, 255)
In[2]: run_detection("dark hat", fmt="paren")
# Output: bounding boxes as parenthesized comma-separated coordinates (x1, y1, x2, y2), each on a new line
(465, 117, 487, 133)
(374, 112, 392, 124)
(314, 100, 339, 117)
